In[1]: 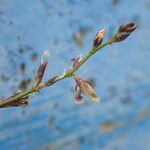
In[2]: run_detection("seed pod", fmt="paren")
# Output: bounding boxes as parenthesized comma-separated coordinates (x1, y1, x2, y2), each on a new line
(93, 29, 105, 47)
(74, 75, 100, 103)
(79, 80, 100, 103)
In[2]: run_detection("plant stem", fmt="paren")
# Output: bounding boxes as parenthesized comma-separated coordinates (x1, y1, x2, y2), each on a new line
(65, 39, 113, 77)
(0, 39, 113, 108)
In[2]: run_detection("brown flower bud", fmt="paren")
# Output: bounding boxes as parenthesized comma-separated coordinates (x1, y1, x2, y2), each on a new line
(114, 32, 130, 42)
(118, 23, 138, 33)
(74, 75, 100, 103)
(34, 61, 48, 87)
(93, 29, 105, 47)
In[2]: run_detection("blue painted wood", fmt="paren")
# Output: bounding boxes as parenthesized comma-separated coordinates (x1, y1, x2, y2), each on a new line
(0, 0, 149, 150)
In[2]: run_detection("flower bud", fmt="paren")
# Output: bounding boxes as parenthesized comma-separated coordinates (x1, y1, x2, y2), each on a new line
(114, 32, 130, 42)
(118, 23, 137, 33)
(74, 75, 100, 103)
(33, 61, 48, 87)
(93, 29, 105, 47)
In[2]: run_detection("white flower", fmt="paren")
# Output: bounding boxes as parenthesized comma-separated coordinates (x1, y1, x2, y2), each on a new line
(41, 50, 50, 63)
(43, 50, 50, 56)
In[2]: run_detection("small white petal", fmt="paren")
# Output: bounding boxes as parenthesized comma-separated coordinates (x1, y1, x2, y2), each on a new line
(55, 68, 66, 80)
(62, 68, 66, 76)
(43, 50, 50, 56)
(41, 50, 50, 63)
(78, 53, 83, 61)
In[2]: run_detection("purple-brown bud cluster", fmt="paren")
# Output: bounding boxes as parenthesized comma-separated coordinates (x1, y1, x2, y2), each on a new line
(113, 23, 137, 42)
(118, 23, 137, 33)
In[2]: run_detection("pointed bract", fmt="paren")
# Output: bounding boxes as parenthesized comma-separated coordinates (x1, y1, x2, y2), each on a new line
(71, 54, 82, 69)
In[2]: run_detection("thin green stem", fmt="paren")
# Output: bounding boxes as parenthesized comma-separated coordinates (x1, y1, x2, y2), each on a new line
(64, 38, 113, 77)
(0, 39, 114, 108)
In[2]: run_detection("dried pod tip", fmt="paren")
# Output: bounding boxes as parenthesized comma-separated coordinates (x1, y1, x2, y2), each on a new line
(114, 32, 130, 42)
(93, 29, 105, 47)
(118, 23, 138, 33)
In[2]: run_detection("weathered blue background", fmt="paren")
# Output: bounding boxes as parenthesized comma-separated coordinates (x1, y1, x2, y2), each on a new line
(0, 0, 150, 150)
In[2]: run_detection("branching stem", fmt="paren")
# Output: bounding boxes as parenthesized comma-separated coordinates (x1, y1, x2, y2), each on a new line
(0, 21, 137, 108)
